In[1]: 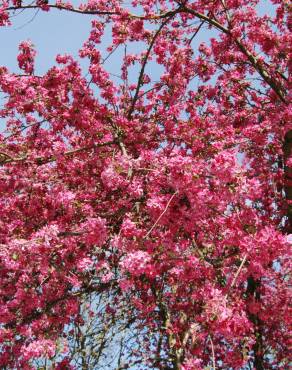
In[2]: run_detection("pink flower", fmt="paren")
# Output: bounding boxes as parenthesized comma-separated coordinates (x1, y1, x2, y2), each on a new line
(120, 251, 151, 277)
(121, 218, 139, 237)
(101, 271, 114, 283)
(119, 279, 133, 291)
(77, 257, 93, 271)
(182, 358, 203, 370)
(22, 339, 56, 360)
(17, 40, 36, 74)
(82, 217, 107, 246)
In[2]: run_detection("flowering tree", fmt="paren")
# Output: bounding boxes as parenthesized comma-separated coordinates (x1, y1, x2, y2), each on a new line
(0, 0, 291, 369)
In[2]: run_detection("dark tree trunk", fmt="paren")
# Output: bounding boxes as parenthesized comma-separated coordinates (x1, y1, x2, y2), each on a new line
(284, 130, 292, 232)
(247, 277, 264, 370)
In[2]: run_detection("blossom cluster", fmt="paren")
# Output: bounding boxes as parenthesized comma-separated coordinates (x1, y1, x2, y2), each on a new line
(0, 0, 290, 368)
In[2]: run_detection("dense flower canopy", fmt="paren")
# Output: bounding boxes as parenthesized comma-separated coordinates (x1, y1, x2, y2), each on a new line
(0, 1, 291, 369)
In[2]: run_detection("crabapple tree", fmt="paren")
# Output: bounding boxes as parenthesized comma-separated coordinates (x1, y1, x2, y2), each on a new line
(0, 0, 291, 369)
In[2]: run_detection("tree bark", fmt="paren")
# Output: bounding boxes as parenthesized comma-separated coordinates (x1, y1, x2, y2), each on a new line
(247, 277, 264, 370)
(284, 130, 292, 232)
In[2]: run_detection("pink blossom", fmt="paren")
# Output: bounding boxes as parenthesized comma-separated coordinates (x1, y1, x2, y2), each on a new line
(0, 1, 290, 368)
(77, 257, 93, 271)
(17, 40, 36, 74)
(82, 217, 107, 246)
(120, 251, 151, 276)
(22, 339, 56, 360)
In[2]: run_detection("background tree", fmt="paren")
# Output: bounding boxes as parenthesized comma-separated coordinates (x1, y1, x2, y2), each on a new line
(0, 1, 291, 369)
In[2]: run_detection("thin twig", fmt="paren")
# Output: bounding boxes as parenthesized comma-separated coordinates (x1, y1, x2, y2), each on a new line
(13, 8, 39, 30)
(209, 335, 216, 370)
(230, 254, 247, 290)
(7, 4, 118, 16)
(188, 19, 205, 45)
(3, 119, 46, 142)
(144, 191, 178, 238)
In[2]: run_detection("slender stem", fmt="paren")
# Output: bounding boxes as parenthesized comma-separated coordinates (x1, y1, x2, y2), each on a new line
(7, 4, 118, 15)
(144, 191, 178, 238)
(209, 335, 216, 370)
(230, 254, 247, 290)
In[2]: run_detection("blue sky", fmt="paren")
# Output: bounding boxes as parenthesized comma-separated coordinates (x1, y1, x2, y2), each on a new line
(1, 3, 94, 74)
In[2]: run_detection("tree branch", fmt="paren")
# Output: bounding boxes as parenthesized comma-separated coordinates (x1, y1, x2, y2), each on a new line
(127, 11, 178, 119)
(183, 5, 287, 103)
(0, 140, 116, 165)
